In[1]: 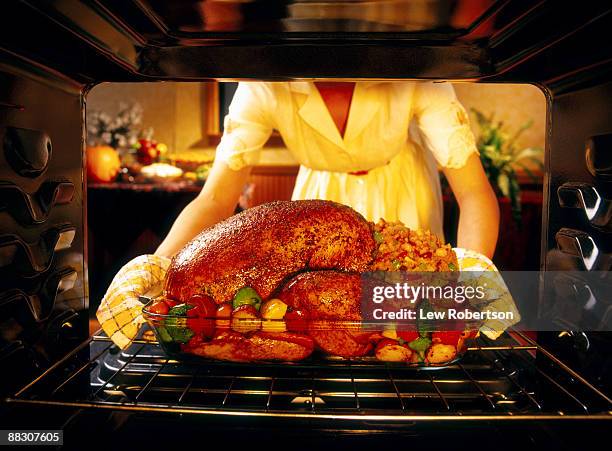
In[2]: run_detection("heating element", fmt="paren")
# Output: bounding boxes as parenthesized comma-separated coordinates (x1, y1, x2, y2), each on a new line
(7, 330, 611, 422)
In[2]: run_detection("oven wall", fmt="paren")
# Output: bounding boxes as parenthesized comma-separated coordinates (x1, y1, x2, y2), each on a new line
(537, 81, 612, 389)
(545, 81, 612, 270)
(0, 53, 87, 394)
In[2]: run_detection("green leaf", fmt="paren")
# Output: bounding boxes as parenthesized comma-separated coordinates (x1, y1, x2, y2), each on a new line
(471, 108, 490, 128)
(509, 176, 523, 225)
(166, 324, 194, 344)
(168, 303, 195, 317)
(498, 172, 510, 198)
(164, 317, 195, 344)
(417, 299, 434, 336)
(490, 130, 503, 151)
(505, 119, 533, 150)
(408, 336, 432, 359)
(156, 326, 173, 343)
(514, 147, 543, 163)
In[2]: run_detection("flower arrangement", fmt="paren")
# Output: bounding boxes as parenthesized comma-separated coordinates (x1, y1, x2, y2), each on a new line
(471, 108, 544, 224)
(86, 102, 143, 149)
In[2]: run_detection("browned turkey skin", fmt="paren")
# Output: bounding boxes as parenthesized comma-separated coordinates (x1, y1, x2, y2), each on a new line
(278, 271, 377, 358)
(164, 200, 376, 304)
(184, 331, 315, 362)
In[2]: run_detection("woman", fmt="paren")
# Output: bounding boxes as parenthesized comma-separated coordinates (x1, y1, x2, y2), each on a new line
(157, 81, 499, 258)
(97, 81, 499, 349)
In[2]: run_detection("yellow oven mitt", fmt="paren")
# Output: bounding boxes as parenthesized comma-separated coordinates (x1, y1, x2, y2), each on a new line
(454, 248, 521, 340)
(96, 254, 170, 349)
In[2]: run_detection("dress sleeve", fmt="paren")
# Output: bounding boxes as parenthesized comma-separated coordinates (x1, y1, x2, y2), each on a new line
(413, 82, 478, 169)
(215, 82, 275, 171)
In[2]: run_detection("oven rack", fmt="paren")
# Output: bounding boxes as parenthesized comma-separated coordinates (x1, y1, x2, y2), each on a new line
(6, 330, 612, 422)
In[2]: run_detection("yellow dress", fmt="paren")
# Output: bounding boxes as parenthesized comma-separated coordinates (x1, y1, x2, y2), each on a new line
(216, 81, 477, 238)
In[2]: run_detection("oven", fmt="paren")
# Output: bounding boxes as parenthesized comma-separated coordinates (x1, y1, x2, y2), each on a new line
(1, 1, 611, 449)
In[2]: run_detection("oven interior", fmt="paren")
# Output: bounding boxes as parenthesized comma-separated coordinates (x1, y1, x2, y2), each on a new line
(1, 0, 612, 447)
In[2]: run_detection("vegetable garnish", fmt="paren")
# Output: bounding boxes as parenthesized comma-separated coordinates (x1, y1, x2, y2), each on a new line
(232, 287, 263, 310)
(157, 303, 197, 343)
(408, 336, 432, 361)
(164, 322, 195, 343)
(373, 230, 384, 244)
(167, 303, 196, 316)
(417, 298, 434, 336)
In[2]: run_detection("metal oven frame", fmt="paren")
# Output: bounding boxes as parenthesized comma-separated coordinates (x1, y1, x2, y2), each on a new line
(1, 1, 612, 447)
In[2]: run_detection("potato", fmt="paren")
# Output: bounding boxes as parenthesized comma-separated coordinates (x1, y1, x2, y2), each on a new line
(375, 339, 413, 362)
(426, 343, 457, 364)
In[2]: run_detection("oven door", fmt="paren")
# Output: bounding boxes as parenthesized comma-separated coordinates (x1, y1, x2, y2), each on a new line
(1, 1, 612, 448)
(4, 329, 612, 450)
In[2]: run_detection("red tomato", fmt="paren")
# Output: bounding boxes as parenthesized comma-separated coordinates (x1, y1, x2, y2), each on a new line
(148, 300, 169, 315)
(186, 294, 216, 338)
(285, 308, 309, 332)
(187, 295, 216, 318)
(446, 319, 467, 332)
(163, 298, 179, 308)
(396, 331, 419, 343)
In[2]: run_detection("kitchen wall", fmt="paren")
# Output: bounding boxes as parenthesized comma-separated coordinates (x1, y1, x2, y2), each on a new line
(87, 81, 546, 163)
(454, 82, 546, 156)
(86, 82, 207, 153)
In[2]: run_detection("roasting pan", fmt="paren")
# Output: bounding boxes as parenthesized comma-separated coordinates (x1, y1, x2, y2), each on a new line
(139, 285, 481, 368)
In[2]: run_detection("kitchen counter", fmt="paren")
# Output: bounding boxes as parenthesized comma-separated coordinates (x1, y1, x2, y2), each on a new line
(88, 180, 203, 192)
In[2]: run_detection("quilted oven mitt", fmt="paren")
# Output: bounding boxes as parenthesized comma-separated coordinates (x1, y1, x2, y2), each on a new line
(454, 248, 521, 340)
(96, 254, 170, 349)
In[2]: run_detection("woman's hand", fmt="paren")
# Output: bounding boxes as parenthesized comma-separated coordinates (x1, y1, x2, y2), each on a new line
(442, 153, 500, 258)
(155, 159, 252, 258)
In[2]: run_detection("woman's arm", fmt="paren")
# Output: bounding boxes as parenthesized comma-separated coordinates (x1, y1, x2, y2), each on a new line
(442, 153, 500, 258)
(156, 82, 275, 258)
(155, 159, 252, 258)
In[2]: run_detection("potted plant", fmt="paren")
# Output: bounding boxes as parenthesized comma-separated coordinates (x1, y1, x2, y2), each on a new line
(471, 108, 544, 224)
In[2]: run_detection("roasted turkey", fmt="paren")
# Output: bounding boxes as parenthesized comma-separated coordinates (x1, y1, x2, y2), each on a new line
(164, 200, 376, 304)
(156, 199, 466, 363)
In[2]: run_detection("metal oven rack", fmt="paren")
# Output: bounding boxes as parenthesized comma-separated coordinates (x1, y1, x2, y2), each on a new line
(5, 330, 612, 422)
